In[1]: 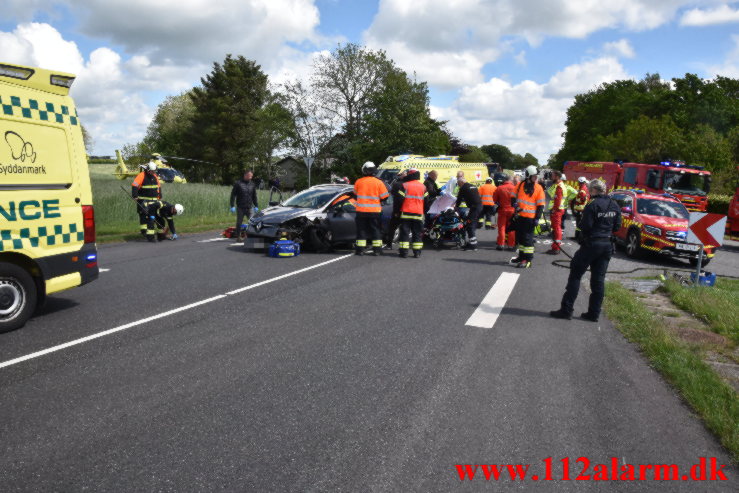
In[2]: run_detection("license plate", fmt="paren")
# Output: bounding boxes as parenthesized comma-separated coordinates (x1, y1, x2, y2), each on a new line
(675, 243, 699, 252)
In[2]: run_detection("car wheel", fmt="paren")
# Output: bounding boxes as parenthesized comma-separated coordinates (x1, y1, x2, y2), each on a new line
(625, 230, 642, 258)
(688, 256, 711, 268)
(0, 262, 37, 333)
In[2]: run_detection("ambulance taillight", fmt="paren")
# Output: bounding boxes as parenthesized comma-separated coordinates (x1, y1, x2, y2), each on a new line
(82, 205, 96, 244)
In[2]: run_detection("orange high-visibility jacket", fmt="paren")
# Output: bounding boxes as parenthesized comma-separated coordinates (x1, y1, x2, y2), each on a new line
(354, 176, 389, 213)
(399, 180, 428, 219)
(478, 183, 497, 206)
(515, 182, 545, 218)
(132, 171, 161, 200)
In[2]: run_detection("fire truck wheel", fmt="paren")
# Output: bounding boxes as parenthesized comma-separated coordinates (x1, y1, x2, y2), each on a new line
(625, 230, 642, 258)
(0, 262, 37, 333)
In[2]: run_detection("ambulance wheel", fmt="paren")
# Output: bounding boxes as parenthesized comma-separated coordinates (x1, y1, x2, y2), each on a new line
(0, 262, 37, 333)
(625, 230, 642, 258)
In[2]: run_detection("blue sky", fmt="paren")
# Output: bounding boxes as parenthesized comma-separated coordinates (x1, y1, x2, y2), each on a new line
(2, 0, 738, 162)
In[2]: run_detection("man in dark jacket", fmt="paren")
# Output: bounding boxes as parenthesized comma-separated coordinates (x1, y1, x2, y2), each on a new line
(230, 171, 259, 241)
(423, 170, 441, 213)
(550, 179, 621, 322)
(455, 174, 483, 251)
(383, 169, 408, 249)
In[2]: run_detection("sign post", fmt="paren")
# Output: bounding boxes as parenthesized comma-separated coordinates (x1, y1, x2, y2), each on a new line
(304, 156, 314, 188)
(686, 212, 727, 285)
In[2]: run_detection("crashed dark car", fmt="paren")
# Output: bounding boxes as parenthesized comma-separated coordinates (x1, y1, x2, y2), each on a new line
(244, 184, 394, 251)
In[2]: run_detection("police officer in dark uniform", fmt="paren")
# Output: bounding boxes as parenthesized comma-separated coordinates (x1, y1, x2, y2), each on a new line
(550, 179, 621, 322)
(455, 174, 483, 251)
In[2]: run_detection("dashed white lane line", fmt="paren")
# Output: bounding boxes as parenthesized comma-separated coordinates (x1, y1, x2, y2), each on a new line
(99, 268, 110, 273)
(0, 254, 352, 370)
(465, 272, 520, 329)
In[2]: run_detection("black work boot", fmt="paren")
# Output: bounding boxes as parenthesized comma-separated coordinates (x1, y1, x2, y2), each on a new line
(549, 309, 572, 320)
(355, 247, 364, 256)
(580, 312, 599, 322)
(399, 249, 408, 258)
(373, 247, 383, 256)
(412, 249, 422, 258)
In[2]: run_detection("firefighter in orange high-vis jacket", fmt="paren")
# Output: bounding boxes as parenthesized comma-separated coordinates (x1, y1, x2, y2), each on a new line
(353, 161, 389, 256)
(132, 161, 162, 237)
(510, 166, 545, 268)
(397, 168, 428, 258)
(478, 177, 497, 230)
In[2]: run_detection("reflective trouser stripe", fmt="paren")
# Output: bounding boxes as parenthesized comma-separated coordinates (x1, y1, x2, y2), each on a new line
(469, 236, 477, 244)
(399, 241, 410, 249)
(356, 239, 367, 247)
(371, 240, 383, 247)
(278, 252, 294, 257)
(517, 245, 534, 253)
(412, 242, 423, 250)
(140, 224, 146, 230)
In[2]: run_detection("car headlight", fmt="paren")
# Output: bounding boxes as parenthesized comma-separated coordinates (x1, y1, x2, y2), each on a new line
(255, 221, 263, 232)
(643, 225, 662, 236)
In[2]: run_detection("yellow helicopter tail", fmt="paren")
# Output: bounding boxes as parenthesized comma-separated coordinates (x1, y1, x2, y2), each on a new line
(114, 149, 138, 180)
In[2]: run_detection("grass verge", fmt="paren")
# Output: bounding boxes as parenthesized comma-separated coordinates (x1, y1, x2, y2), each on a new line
(90, 163, 290, 243)
(661, 278, 739, 345)
(604, 282, 739, 463)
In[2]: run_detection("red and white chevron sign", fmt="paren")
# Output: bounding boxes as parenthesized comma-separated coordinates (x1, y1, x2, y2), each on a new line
(686, 212, 727, 247)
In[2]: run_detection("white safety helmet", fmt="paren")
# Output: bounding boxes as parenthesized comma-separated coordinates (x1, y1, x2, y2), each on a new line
(561, 173, 567, 180)
(578, 176, 587, 183)
(174, 203, 184, 215)
(147, 161, 157, 171)
(525, 165, 538, 178)
(361, 161, 376, 175)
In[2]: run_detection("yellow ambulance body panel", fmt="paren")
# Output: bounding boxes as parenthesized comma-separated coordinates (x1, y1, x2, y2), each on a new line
(377, 155, 491, 186)
(0, 62, 98, 332)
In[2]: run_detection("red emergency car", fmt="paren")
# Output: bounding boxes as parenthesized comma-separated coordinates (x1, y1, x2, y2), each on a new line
(564, 160, 711, 212)
(727, 166, 739, 241)
(610, 189, 715, 266)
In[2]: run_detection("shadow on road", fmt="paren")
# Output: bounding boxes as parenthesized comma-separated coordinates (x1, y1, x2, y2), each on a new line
(443, 258, 511, 266)
(34, 297, 80, 318)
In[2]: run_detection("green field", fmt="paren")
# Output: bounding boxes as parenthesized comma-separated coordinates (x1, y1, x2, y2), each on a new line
(90, 163, 285, 242)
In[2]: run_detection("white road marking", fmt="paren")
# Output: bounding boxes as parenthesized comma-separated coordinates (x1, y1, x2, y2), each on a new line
(99, 268, 110, 273)
(0, 254, 352, 370)
(465, 272, 520, 329)
(197, 237, 230, 243)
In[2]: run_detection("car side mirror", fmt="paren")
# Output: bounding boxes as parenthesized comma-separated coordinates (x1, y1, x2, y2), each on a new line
(269, 201, 279, 206)
(332, 209, 344, 217)
(621, 206, 632, 215)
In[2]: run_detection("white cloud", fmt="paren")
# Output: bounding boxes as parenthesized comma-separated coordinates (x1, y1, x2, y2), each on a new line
(707, 34, 739, 77)
(365, 0, 698, 89)
(434, 57, 631, 163)
(680, 4, 739, 26)
(0, 23, 204, 155)
(603, 39, 636, 59)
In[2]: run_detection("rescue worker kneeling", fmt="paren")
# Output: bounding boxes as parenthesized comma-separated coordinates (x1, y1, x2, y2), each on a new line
(146, 200, 184, 242)
(353, 161, 389, 256)
(397, 168, 428, 258)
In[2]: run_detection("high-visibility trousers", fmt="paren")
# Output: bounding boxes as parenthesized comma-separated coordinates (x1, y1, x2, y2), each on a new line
(497, 209, 516, 247)
(550, 209, 564, 251)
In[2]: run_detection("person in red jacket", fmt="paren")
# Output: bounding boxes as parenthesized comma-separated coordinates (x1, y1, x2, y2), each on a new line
(546, 170, 566, 255)
(397, 168, 428, 258)
(572, 176, 590, 241)
(353, 161, 389, 256)
(493, 174, 516, 250)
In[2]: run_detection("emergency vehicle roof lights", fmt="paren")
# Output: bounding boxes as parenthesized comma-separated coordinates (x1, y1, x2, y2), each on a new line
(0, 64, 34, 80)
(50, 74, 75, 88)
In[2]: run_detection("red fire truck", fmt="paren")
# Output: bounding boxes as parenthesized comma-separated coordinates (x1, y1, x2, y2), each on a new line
(563, 160, 711, 212)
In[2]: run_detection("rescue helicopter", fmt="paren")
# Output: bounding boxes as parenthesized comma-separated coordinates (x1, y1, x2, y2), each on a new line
(113, 150, 188, 183)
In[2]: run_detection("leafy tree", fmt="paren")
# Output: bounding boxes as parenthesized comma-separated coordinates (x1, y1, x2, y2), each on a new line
(459, 145, 490, 163)
(80, 124, 94, 155)
(601, 115, 684, 164)
(184, 55, 272, 184)
(142, 91, 195, 158)
(359, 68, 450, 167)
(480, 144, 514, 168)
(312, 43, 394, 145)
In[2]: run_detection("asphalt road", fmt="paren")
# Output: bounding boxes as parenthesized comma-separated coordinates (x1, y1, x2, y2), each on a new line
(1, 228, 737, 491)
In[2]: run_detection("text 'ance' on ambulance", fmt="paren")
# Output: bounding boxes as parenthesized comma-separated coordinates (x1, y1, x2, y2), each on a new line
(0, 62, 98, 332)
